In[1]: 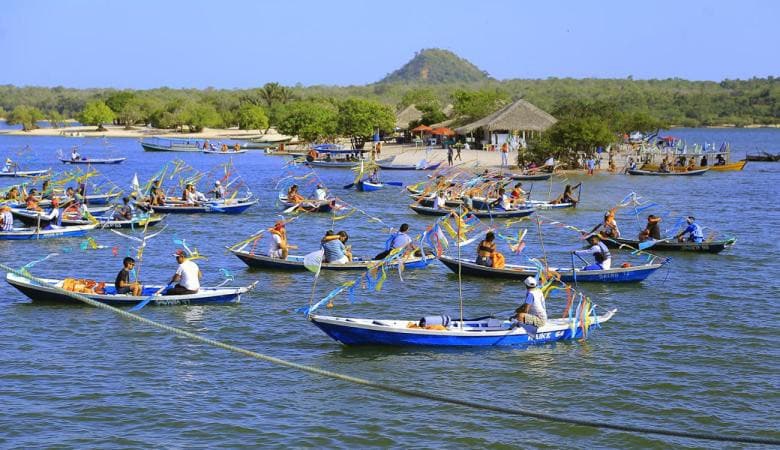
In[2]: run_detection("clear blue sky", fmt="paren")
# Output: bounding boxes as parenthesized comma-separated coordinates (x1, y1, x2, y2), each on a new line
(1, 0, 778, 89)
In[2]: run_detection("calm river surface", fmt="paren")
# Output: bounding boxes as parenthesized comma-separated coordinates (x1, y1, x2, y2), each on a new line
(0, 128, 778, 447)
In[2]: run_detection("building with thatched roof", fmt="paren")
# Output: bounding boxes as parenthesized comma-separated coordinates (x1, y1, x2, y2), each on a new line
(455, 99, 557, 144)
(395, 104, 423, 130)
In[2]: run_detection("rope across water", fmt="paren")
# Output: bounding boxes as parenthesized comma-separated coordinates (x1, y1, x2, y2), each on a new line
(1, 262, 777, 446)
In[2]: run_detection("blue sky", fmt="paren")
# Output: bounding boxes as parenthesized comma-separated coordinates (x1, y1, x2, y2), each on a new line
(1, 0, 778, 89)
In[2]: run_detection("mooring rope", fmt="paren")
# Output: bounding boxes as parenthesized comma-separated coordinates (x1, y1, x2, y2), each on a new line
(1, 262, 777, 446)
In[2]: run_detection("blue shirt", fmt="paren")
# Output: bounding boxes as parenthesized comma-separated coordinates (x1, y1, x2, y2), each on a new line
(683, 222, 704, 242)
(391, 232, 412, 250)
(322, 239, 347, 262)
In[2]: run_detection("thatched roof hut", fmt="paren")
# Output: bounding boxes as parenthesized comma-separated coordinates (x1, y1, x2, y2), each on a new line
(395, 104, 423, 130)
(455, 99, 557, 134)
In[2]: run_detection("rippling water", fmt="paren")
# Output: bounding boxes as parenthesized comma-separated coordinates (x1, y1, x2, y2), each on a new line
(0, 129, 778, 447)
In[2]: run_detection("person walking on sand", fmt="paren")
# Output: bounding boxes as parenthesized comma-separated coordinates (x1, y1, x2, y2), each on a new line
(447, 145, 454, 166)
(455, 144, 462, 161)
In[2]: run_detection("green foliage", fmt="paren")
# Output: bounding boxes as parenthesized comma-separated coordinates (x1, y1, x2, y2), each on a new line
(338, 98, 395, 137)
(276, 100, 338, 142)
(47, 110, 64, 128)
(236, 104, 269, 131)
(79, 101, 115, 130)
(180, 102, 222, 132)
(117, 98, 144, 129)
(452, 88, 510, 123)
(380, 48, 491, 84)
(7, 105, 45, 131)
(399, 88, 442, 110)
(104, 91, 136, 116)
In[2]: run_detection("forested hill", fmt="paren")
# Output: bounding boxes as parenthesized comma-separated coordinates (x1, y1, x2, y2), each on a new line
(378, 48, 491, 84)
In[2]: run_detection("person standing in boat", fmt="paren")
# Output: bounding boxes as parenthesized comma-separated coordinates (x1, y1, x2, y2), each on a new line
(475, 232, 496, 267)
(165, 250, 201, 296)
(573, 234, 612, 270)
(515, 277, 547, 328)
(638, 215, 662, 241)
(115, 257, 142, 296)
(675, 216, 704, 243)
(211, 180, 226, 200)
(700, 154, 708, 167)
(0, 205, 14, 231)
(588, 211, 620, 239)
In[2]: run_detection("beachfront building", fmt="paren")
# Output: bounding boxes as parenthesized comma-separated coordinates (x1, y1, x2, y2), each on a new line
(455, 99, 557, 149)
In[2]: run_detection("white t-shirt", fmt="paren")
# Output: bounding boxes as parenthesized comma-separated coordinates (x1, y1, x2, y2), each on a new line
(175, 260, 200, 291)
(269, 233, 284, 258)
(315, 188, 327, 201)
(500, 194, 512, 210)
(435, 195, 447, 209)
(525, 288, 547, 322)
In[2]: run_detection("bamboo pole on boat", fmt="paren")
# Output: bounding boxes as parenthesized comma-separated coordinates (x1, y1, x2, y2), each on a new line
(457, 212, 463, 324)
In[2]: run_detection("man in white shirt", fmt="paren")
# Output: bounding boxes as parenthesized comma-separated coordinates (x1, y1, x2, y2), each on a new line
(71, 148, 81, 161)
(314, 184, 328, 201)
(515, 277, 547, 327)
(165, 250, 202, 295)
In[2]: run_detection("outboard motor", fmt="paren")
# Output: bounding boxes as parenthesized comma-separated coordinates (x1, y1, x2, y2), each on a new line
(419, 315, 451, 328)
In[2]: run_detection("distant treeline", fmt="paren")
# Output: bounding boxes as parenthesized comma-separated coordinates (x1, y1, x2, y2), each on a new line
(0, 77, 778, 132)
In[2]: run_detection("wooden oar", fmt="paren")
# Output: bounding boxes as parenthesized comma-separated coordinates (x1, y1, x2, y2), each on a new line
(129, 283, 172, 312)
(343, 182, 355, 189)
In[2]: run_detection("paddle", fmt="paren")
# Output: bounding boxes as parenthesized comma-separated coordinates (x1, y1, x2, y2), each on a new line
(385, 181, 403, 186)
(343, 182, 355, 189)
(130, 283, 173, 312)
(282, 203, 300, 214)
(638, 238, 669, 251)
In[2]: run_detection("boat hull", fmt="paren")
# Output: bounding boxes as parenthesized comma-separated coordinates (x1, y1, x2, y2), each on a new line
(309, 310, 616, 347)
(603, 237, 734, 253)
(357, 181, 383, 191)
(152, 199, 257, 214)
(437, 255, 664, 283)
(628, 168, 708, 176)
(6, 274, 253, 307)
(509, 173, 552, 181)
(59, 158, 126, 165)
(641, 161, 746, 172)
(307, 160, 362, 168)
(409, 204, 535, 219)
(0, 224, 96, 240)
(0, 169, 49, 177)
(231, 250, 432, 271)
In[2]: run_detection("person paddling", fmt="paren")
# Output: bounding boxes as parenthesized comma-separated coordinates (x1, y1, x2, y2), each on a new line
(573, 234, 612, 270)
(676, 216, 704, 243)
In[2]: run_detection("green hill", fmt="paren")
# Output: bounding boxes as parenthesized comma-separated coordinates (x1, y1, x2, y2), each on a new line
(378, 48, 491, 84)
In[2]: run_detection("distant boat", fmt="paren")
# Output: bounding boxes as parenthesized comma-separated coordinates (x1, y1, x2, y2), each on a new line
(0, 169, 49, 178)
(141, 137, 206, 152)
(0, 224, 96, 240)
(60, 157, 126, 165)
(376, 158, 443, 170)
(627, 168, 709, 176)
(203, 148, 247, 155)
(746, 152, 780, 162)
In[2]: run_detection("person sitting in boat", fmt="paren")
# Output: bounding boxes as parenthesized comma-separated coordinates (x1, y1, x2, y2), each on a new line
(0, 205, 13, 231)
(475, 232, 497, 267)
(115, 257, 141, 296)
(374, 223, 416, 260)
(638, 215, 662, 241)
(306, 148, 319, 162)
(367, 169, 380, 184)
(202, 140, 210, 151)
(514, 277, 547, 328)
(220, 143, 229, 153)
(715, 154, 726, 166)
(490, 188, 513, 211)
(338, 230, 352, 261)
(675, 216, 704, 243)
(2, 158, 14, 173)
(25, 189, 42, 211)
(268, 221, 294, 259)
(700, 154, 708, 167)
(211, 180, 227, 200)
(150, 186, 166, 206)
(659, 160, 671, 173)
(42, 197, 62, 228)
(510, 182, 526, 205)
(321, 230, 349, 264)
(129, 192, 151, 213)
(113, 197, 133, 221)
(314, 184, 328, 201)
(70, 148, 81, 161)
(573, 234, 612, 270)
(550, 183, 581, 206)
(5, 186, 21, 202)
(182, 184, 196, 205)
(589, 211, 620, 239)
(287, 184, 305, 204)
(686, 159, 696, 171)
(434, 191, 448, 210)
(192, 186, 208, 203)
(164, 250, 201, 296)
(625, 156, 637, 172)
(676, 156, 687, 167)
(233, 143, 241, 152)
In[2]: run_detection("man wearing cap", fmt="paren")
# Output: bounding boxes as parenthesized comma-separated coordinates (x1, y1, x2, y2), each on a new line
(573, 234, 612, 270)
(165, 250, 202, 295)
(0, 205, 13, 231)
(515, 277, 547, 327)
(675, 216, 704, 243)
(268, 221, 295, 259)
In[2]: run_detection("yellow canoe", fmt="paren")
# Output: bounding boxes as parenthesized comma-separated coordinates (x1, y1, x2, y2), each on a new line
(641, 160, 747, 172)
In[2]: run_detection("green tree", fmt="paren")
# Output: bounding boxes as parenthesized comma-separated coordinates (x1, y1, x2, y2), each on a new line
(399, 88, 441, 110)
(452, 88, 509, 123)
(105, 91, 136, 124)
(47, 110, 64, 128)
(276, 100, 338, 142)
(7, 105, 45, 131)
(118, 98, 144, 129)
(236, 104, 269, 131)
(79, 101, 115, 131)
(180, 102, 222, 132)
(337, 98, 395, 149)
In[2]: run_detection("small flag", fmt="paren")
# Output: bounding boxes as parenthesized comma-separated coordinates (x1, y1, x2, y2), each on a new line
(303, 248, 324, 277)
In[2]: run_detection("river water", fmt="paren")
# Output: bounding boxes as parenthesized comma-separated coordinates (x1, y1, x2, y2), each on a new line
(0, 129, 778, 447)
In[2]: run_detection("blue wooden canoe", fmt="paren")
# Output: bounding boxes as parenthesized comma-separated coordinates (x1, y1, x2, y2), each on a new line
(230, 249, 433, 271)
(438, 255, 667, 283)
(356, 180, 383, 191)
(6, 273, 256, 307)
(59, 157, 126, 165)
(0, 224, 96, 240)
(309, 308, 616, 347)
(409, 204, 535, 219)
(151, 198, 257, 214)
